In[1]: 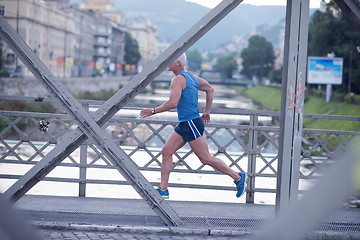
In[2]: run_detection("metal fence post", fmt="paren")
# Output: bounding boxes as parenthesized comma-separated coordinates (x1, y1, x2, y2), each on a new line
(246, 113, 258, 203)
(79, 102, 89, 197)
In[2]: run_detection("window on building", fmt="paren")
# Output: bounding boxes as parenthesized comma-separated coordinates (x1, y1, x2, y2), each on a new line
(0, 6, 4, 16)
(6, 53, 15, 64)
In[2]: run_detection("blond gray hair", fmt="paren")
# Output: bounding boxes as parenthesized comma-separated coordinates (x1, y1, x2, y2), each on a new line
(176, 53, 187, 66)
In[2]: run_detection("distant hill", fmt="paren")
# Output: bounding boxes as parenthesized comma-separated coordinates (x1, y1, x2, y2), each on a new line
(114, 0, 287, 50)
(70, 0, 316, 51)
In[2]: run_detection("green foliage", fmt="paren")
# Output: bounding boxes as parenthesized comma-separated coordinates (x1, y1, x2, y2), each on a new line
(124, 32, 141, 65)
(186, 49, 202, 72)
(215, 54, 238, 79)
(73, 84, 124, 101)
(0, 100, 57, 132)
(308, 1, 360, 93)
(268, 68, 282, 84)
(235, 85, 360, 132)
(240, 35, 275, 80)
(0, 116, 7, 132)
(236, 85, 281, 111)
(307, 88, 360, 105)
(238, 85, 360, 151)
(74, 89, 117, 101)
(0, 101, 57, 113)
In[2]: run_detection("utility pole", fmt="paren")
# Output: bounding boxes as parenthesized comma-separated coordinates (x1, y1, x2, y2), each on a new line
(348, 50, 353, 94)
(63, 27, 67, 78)
(348, 47, 360, 94)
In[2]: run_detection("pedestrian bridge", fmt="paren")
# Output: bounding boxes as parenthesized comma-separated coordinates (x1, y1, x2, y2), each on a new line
(0, 96, 358, 204)
(12, 195, 360, 239)
(1, 0, 360, 237)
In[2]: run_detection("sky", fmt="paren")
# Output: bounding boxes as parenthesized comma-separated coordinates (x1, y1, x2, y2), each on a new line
(186, 0, 324, 9)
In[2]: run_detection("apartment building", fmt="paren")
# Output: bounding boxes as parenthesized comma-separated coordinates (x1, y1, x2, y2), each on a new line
(81, 0, 124, 24)
(126, 16, 159, 64)
(80, 0, 125, 76)
(1, 0, 76, 78)
(0, 0, 152, 78)
(62, 4, 96, 77)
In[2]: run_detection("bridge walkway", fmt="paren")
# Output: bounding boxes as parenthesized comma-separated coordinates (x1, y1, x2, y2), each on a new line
(12, 195, 360, 240)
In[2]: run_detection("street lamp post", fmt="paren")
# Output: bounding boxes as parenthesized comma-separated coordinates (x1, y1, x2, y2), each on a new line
(348, 50, 353, 94)
(15, 0, 19, 68)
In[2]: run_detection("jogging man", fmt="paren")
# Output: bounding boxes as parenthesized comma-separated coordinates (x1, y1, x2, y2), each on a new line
(140, 53, 247, 199)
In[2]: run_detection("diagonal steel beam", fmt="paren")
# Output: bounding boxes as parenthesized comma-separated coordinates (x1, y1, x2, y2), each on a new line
(1, 0, 244, 226)
(334, 0, 360, 30)
(0, 14, 182, 227)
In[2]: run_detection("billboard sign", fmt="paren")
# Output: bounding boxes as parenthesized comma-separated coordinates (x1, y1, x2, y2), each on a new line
(307, 57, 343, 85)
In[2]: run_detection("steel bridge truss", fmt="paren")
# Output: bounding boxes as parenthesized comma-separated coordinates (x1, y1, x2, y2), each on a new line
(0, 102, 358, 198)
(0, 0, 359, 227)
(0, 0, 248, 226)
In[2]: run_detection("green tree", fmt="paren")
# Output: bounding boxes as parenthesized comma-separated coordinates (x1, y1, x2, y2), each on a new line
(240, 35, 275, 80)
(186, 49, 202, 72)
(269, 68, 282, 84)
(124, 32, 141, 65)
(215, 54, 238, 79)
(308, 1, 360, 93)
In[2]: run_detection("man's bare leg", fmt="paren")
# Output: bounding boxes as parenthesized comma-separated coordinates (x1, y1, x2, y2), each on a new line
(189, 136, 240, 181)
(160, 130, 185, 190)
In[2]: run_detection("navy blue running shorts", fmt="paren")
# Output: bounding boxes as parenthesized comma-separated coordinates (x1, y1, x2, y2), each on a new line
(174, 117, 204, 142)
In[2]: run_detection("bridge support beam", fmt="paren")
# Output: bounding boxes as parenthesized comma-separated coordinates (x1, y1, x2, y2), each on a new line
(334, 0, 360, 30)
(1, 0, 244, 226)
(276, 0, 309, 213)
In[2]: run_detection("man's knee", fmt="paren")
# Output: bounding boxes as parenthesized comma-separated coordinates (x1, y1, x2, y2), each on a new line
(198, 156, 212, 166)
(200, 154, 220, 166)
(161, 147, 173, 158)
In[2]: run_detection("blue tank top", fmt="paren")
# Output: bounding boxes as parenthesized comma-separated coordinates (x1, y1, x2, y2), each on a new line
(176, 71, 200, 122)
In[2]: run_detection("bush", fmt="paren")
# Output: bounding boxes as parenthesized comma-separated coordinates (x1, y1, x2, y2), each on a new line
(0, 100, 57, 113)
(313, 89, 325, 98)
(307, 88, 360, 105)
(337, 94, 345, 102)
(354, 95, 360, 104)
(0, 116, 7, 132)
(73, 85, 124, 101)
(345, 94, 354, 104)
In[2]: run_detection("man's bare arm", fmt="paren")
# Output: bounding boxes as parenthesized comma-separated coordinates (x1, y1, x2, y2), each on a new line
(140, 75, 185, 118)
(197, 77, 214, 113)
(196, 76, 214, 124)
(156, 76, 183, 112)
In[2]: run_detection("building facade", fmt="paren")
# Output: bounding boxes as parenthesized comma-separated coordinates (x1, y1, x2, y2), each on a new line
(80, 0, 124, 24)
(0, 0, 126, 78)
(1, 0, 76, 78)
(80, 0, 125, 76)
(126, 16, 159, 64)
(63, 4, 96, 77)
(109, 21, 125, 76)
